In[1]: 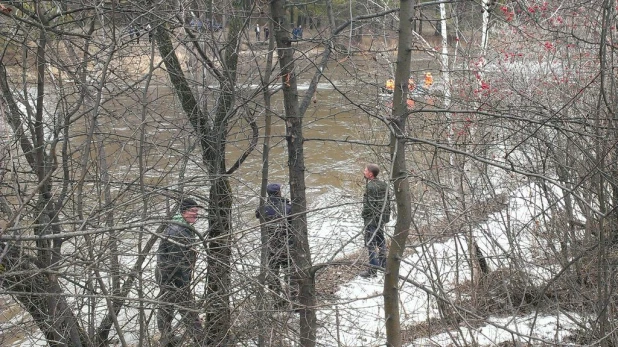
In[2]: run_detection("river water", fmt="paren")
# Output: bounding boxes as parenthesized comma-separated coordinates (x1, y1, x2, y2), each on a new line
(65, 81, 371, 269)
(87, 51, 440, 265)
(230, 81, 388, 263)
(0, 41, 452, 345)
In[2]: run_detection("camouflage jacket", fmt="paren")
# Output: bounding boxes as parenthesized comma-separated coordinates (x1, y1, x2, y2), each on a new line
(156, 215, 198, 287)
(362, 179, 391, 227)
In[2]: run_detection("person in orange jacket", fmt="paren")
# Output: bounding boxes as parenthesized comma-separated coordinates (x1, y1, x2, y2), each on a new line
(384, 78, 395, 94)
(408, 77, 415, 92)
(424, 72, 433, 89)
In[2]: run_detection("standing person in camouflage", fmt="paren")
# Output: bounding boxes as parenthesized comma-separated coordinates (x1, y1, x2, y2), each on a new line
(359, 164, 391, 278)
(256, 183, 293, 302)
(156, 198, 205, 346)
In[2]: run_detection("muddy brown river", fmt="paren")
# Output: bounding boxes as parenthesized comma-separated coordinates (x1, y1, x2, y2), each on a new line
(79, 49, 440, 264)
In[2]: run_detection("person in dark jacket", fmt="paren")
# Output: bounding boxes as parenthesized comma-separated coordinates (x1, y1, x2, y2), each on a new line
(359, 164, 391, 278)
(256, 183, 293, 299)
(156, 198, 205, 346)
(292, 26, 299, 40)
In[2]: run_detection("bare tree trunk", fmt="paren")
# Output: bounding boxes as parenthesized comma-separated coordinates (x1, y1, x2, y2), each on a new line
(206, 176, 232, 345)
(384, 0, 414, 346)
(271, 1, 316, 346)
(257, 20, 278, 347)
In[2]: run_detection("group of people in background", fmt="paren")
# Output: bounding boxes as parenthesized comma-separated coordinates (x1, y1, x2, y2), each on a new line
(255, 23, 302, 42)
(154, 163, 391, 345)
(384, 72, 434, 108)
(124, 20, 307, 47)
(254, 23, 270, 41)
(384, 71, 433, 95)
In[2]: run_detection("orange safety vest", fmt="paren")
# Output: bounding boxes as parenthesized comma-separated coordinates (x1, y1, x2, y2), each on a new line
(424, 73, 433, 87)
(385, 79, 395, 92)
(408, 78, 415, 91)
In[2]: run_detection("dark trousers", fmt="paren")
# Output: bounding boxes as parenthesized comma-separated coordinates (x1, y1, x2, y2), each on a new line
(364, 224, 386, 271)
(157, 284, 205, 346)
(266, 230, 294, 297)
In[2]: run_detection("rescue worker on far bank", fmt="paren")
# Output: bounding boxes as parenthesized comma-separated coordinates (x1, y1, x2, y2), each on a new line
(424, 72, 434, 89)
(156, 198, 206, 346)
(256, 183, 293, 303)
(359, 164, 391, 278)
(384, 78, 395, 94)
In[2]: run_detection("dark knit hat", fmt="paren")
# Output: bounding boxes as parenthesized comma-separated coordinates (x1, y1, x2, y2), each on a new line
(266, 183, 281, 195)
(179, 198, 203, 212)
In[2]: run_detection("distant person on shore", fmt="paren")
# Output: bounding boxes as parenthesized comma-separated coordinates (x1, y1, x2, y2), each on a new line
(292, 25, 303, 40)
(128, 25, 139, 43)
(384, 78, 395, 94)
(359, 164, 391, 278)
(156, 198, 206, 346)
(408, 77, 415, 92)
(146, 23, 153, 43)
(407, 76, 416, 108)
(256, 183, 294, 304)
(190, 18, 202, 32)
(255, 23, 261, 41)
(424, 72, 433, 89)
(264, 27, 270, 41)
